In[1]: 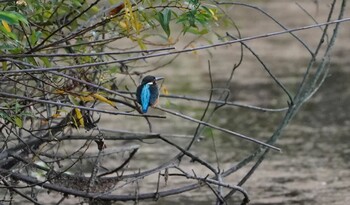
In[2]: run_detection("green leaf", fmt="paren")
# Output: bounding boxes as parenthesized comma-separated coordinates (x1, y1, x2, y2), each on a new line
(186, 27, 209, 35)
(140, 11, 156, 28)
(41, 57, 51, 67)
(0, 11, 28, 25)
(0, 44, 17, 51)
(108, 66, 118, 74)
(29, 31, 42, 46)
(157, 8, 172, 38)
(14, 117, 23, 128)
(14, 101, 22, 113)
(0, 111, 11, 122)
(0, 12, 18, 24)
(27, 57, 38, 66)
(71, 0, 82, 7)
(189, 0, 200, 6)
(68, 95, 79, 105)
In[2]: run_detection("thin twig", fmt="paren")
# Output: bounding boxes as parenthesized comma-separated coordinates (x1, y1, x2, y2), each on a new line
(97, 148, 138, 177)
(0, 91, 165, 118)
(156, 106, 281, 151)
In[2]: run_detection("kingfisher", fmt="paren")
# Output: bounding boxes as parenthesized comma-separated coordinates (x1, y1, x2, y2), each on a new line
(136, 75, 164, 113)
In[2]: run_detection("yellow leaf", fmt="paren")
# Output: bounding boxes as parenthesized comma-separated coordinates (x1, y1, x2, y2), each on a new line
(119, 20, 127, 29)
(122, 0, 142, 35)
(2, 61, 7, 71)
(51, 113, 61, 118)
(209, 8, 218, 21)
(136, 38, 147, 50)
(134, 21, 143, 33)
(2, 20, 11, 32)
(124, 0, 132, 13)
(79, 95, 95, 102)
(162, 86, 169, 95)
(91, 93, 116, 108)
(74, 108, 84, 128)
(53, 89, 65, 94)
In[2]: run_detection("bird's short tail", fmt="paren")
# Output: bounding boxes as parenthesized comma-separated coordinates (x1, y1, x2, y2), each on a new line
(142, 107, 148, 113)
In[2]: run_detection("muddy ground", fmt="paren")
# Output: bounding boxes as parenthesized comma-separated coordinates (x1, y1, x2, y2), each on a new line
(122, 1, 350, 204)
(125, 1, 350, 205)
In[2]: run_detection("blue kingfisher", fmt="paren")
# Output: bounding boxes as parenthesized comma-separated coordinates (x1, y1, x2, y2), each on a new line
(136, 75, 164, 113)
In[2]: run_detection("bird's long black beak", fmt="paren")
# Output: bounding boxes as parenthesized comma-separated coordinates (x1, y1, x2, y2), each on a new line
(155, 77, 164, 81)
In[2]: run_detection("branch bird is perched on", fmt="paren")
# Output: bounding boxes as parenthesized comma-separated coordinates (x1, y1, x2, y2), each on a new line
(136, 75, 164, 113)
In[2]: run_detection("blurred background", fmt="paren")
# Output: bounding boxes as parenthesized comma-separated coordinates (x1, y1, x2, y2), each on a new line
(105, 1, 350, 204)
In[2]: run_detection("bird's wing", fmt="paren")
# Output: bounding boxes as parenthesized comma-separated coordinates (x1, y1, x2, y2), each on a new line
(149, 85, 159, 106)
(136, 85, 142, 104)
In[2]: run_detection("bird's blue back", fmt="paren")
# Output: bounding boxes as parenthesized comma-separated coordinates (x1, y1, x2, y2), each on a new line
(140, 84, 151, 113)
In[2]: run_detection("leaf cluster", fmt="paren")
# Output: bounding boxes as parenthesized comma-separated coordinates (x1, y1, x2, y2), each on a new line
(0, 0, 222, 130)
